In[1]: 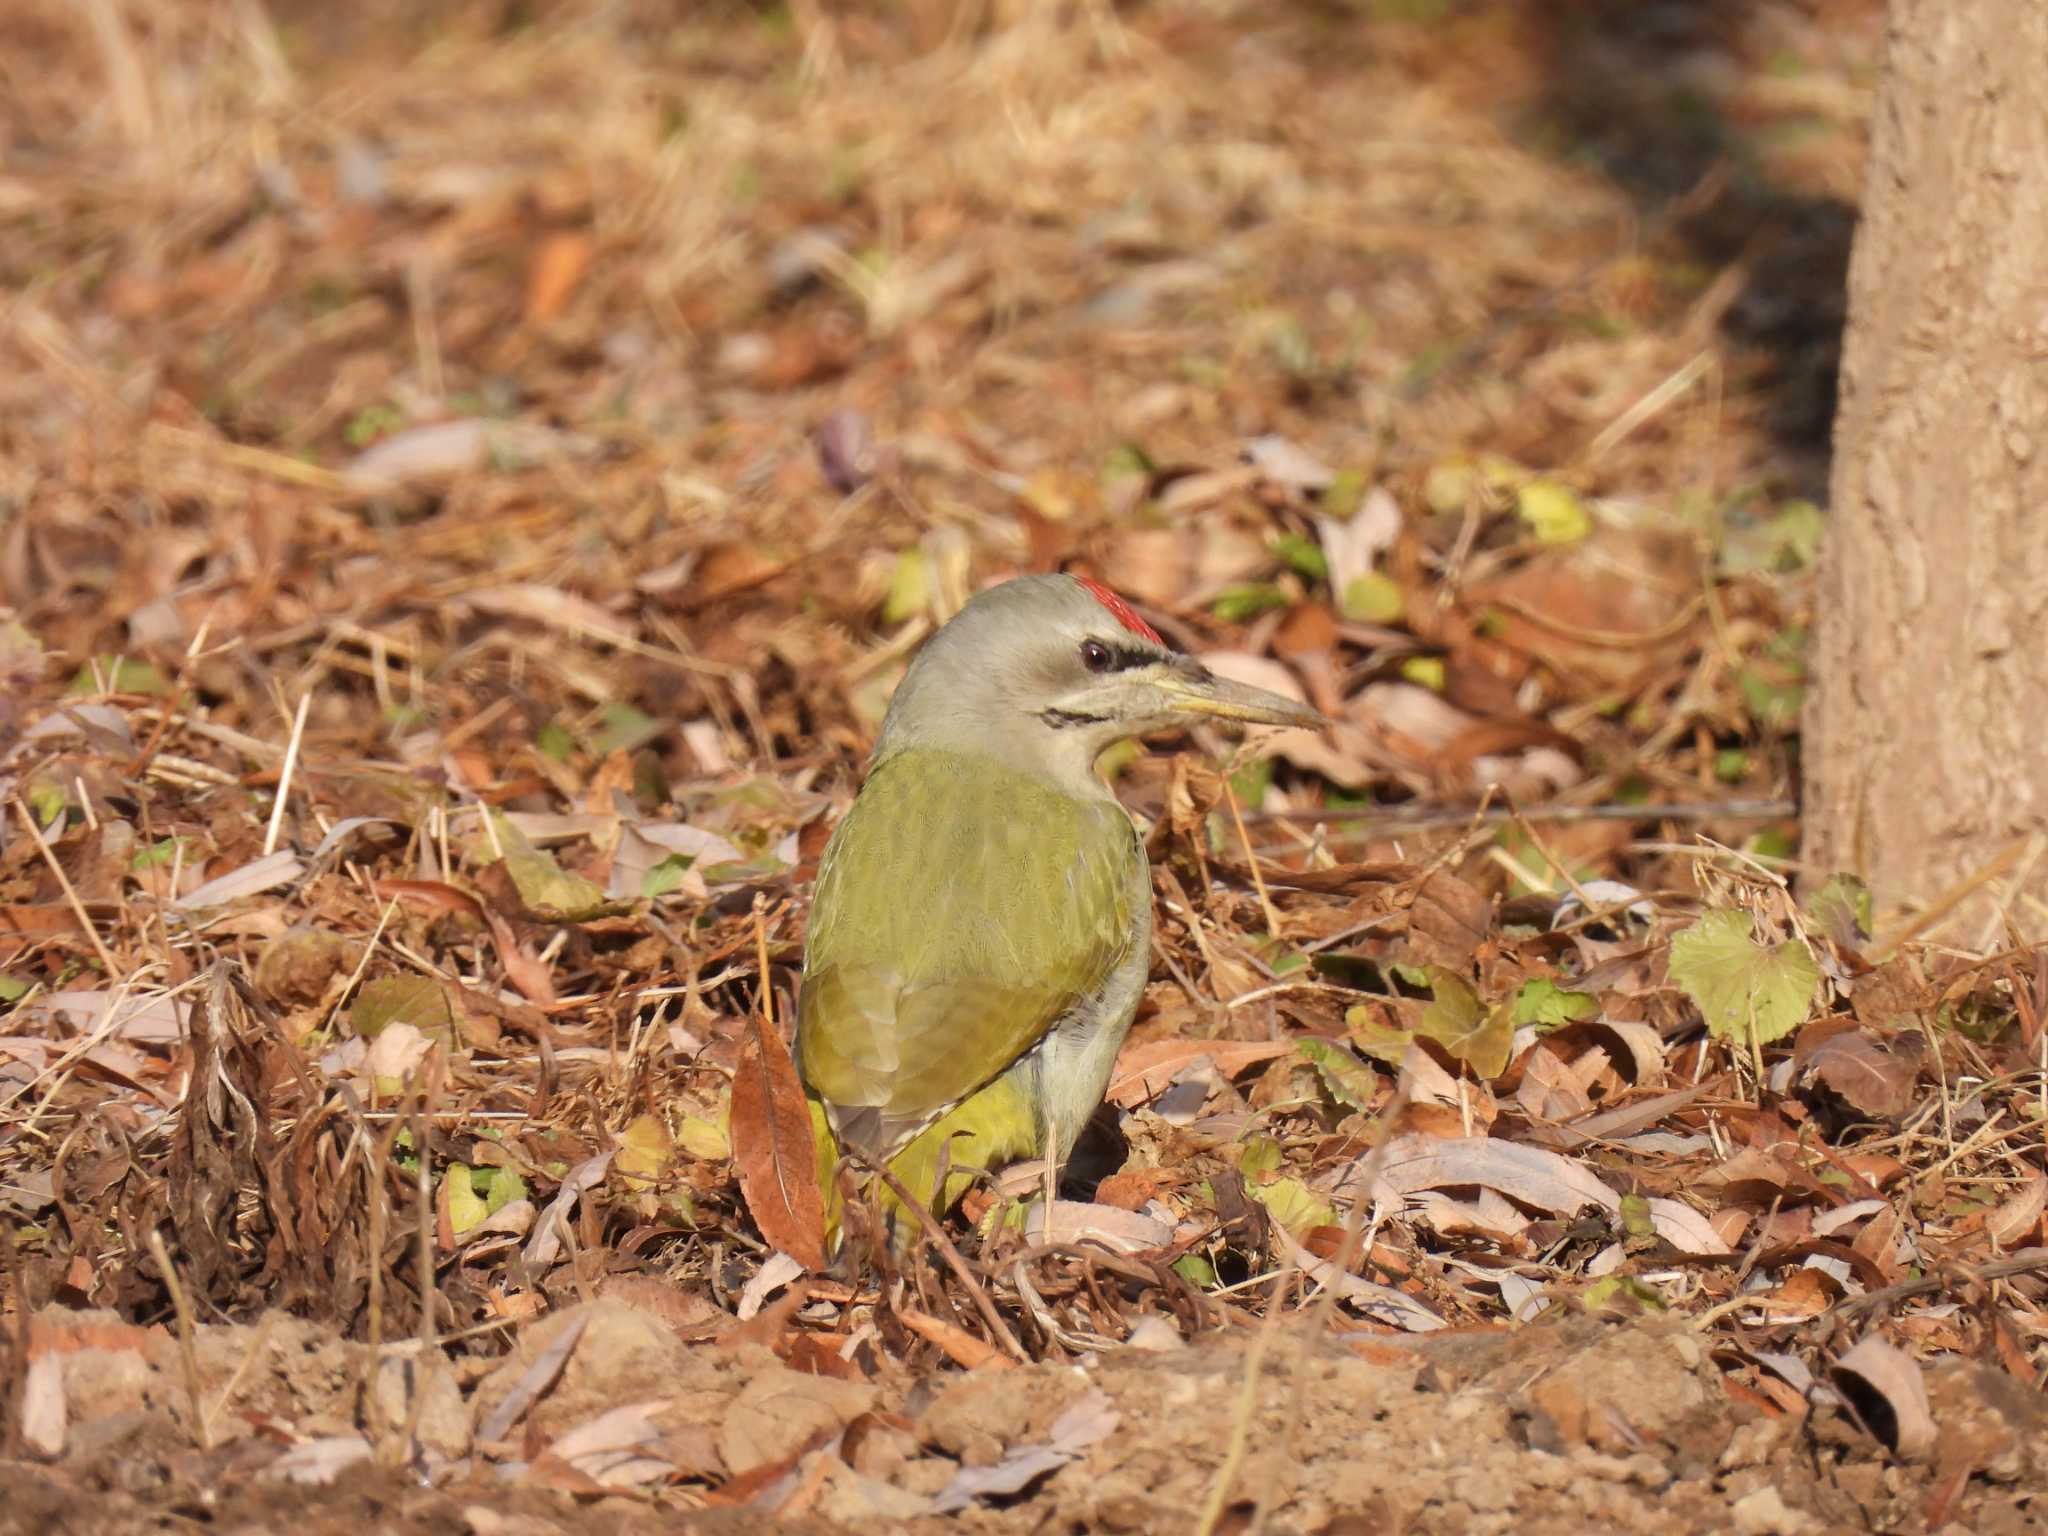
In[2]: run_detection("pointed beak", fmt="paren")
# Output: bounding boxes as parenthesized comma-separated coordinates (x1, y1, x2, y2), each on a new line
(1152, 666, 1328, 731)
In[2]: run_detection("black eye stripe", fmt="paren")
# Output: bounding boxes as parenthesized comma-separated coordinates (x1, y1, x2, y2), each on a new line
(1080, 637, 1160, 673)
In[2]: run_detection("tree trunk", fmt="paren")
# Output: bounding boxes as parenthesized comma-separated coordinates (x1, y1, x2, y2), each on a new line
(1804, 0, 2048, 941)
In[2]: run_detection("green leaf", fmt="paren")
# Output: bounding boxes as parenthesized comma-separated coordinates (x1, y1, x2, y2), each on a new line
(883, 547, 929, 624)
(1319, 467, 1370, 521)
(1419, 966, 1514, 1077)
(588, 702, 660, 756)
(535, 720, 577, 762)
(131, 837, 185, 871)
(1228, 755, 1274, 811)
(1582, 1274, 1666, 1313)
(1212, 584, 1291, 623)
(24, 779, 67, 830)
(1805, 872, 1873, 946)
(1103, 442, 1156, 481)
(1249, 1175, 1338, 1236)
(677, 1113, 730, 1160)
(1173, 1252, 1216, 1288)
(1737, 667, 1803, 731)
(443, 1165, 489, 1236)
(1720, 499, 1823, 573)
(1339, 572, 1405, 624)
(491, 811, 612, 922)
(1667, 909, 1819, 1047)
(1748, 827, 1796, 863)
(1271, 532, 1329, 582)
(474, 1166, 527, 1215)
(1714, 747, 1751, 784)
(1513, 978, 1599, 1029)
(1296, 1037, 1379, 1112)
(1400, 656, 1445, 691)
(640, 854, 696, 901)
(1618, 1192, 1655, 1240)
(1238, 1135, 1284, 1181)
(68, 656, 170, 696)
(351, 976, 456, 1042)
(1345, 1004, 1415, 1065)
(0, 972, 29, 1003)
(1516, 480, 1591, 544)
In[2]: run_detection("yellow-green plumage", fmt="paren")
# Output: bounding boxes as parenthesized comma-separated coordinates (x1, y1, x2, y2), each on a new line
(799, 746, 1142, 1227)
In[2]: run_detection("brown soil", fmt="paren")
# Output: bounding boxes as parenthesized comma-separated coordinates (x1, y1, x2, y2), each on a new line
(8, 1297, 2046, 1533)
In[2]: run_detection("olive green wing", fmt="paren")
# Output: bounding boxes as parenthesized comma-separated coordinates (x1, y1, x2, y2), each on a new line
(797, 748, 1138, 1152)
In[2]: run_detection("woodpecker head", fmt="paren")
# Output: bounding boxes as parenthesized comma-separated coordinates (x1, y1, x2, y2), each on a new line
(875, 574, 1326, 793)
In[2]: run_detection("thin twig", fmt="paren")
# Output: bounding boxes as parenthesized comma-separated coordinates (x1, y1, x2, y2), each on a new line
(262, 690, 312, 857)
(12, 797, 120, 977)
(1248, 1077, 1414, 1536)
(1223, 775, 1284, 942)
(1831, 1248, 2048, 1318)
(852, 1152, 1028, 1364)
(1195, 1264, 1293, 1536)
(148, 1228, 211, 1450)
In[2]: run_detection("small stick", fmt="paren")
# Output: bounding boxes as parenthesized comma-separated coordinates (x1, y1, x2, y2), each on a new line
(262, 690, 312, 857)
(1246, 1078, 1415, 1536)
(12, 797, 120, 977)
(2, 1221, 30, 1459)
(147, 1229, 211, 1450)
(853, 1152, 1028, 1364)
(1831, 1247, 2048, 1318)
(1222, 776, 1283, 943)
(1194, 1264, 1293, 1536)
(207, 1311, 277, 1429)
(364, 1109, 396, 1454)
(401, 1075, 441, 1458)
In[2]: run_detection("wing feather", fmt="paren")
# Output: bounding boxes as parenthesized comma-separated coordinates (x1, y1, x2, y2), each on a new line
(797, 749, 1136, 1153)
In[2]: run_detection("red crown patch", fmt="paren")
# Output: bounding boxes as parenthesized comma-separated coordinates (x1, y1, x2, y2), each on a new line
(1076, 577, 1166, 646)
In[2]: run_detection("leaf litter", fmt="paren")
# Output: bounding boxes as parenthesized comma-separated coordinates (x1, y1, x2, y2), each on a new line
(2, 1, 2042, 1533)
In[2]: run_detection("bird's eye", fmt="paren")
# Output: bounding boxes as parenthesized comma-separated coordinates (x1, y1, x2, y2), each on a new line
(1079, 639, 1113, 673)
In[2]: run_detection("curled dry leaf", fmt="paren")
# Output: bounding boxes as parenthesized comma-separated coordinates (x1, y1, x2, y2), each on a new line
(1983, 1168, 2048, 1248)
(1355, 1132, 1621, 1217)
(1831, 1334, 1937, 1461)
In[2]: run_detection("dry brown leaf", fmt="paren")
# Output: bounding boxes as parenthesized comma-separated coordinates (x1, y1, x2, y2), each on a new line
(1104, 1038, 1294, 1109)
(1802, 1028, 1920, 1118)
(1408, 871, 1492, 970)
(525, 231, 593, 325)
(729, 1017, 828, 1271)
(900, 1308, 1014, 1371)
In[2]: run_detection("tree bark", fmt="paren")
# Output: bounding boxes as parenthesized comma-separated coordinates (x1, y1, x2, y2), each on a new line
(1804, 0, 2048, 940)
